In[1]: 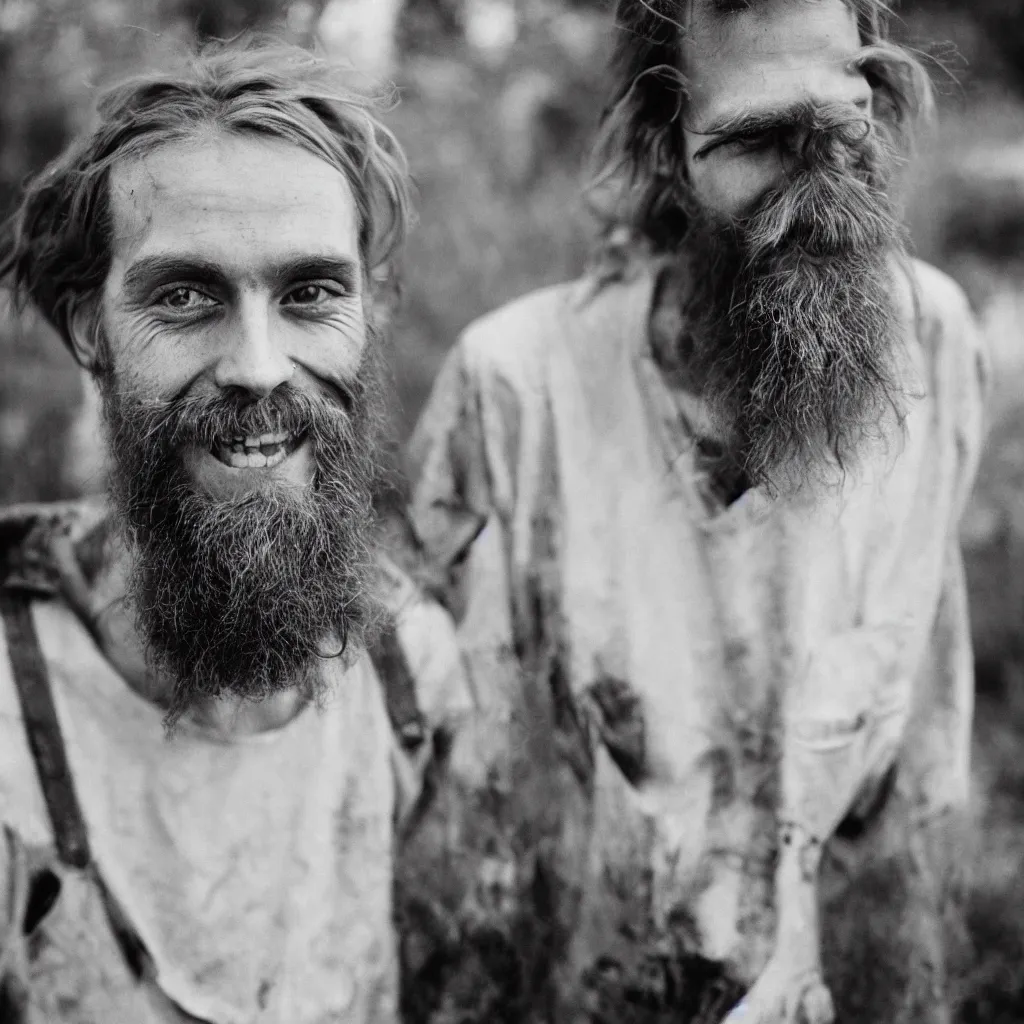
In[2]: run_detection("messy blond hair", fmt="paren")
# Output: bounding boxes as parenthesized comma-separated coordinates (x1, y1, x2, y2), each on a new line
(0, 36, 411, 346)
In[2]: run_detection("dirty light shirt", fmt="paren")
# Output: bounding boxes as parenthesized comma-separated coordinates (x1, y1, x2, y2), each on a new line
(0, 508, 467, 1024)
(403, 258, 988, 1015)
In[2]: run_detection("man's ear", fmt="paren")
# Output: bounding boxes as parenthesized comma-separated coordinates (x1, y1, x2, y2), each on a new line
(66, 299, 103, 371)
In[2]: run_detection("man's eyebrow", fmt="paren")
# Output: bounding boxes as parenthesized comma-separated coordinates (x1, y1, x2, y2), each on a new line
(272, 255, 361, 292)
(122, 255, 225, 295)
(121, 253, 362, 295)
(690, 102, 811, 159)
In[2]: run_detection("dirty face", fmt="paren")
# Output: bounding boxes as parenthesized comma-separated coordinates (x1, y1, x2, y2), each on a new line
(75, 132, 384, 717)
(83, 131, 369, 498)
(681, 0, 873, 218)
(662, 0, 908, 494)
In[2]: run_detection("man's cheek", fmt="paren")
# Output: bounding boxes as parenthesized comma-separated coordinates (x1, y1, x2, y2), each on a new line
(689, 151, 787, 220)
(287, 316, 370, 396)
(105, 315, 207, 401)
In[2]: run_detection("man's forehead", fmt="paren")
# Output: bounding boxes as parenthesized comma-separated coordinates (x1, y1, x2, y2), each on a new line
(680, 0, 867, 130)
(106, 132, 361, 272)
(680, 0, 858, 33)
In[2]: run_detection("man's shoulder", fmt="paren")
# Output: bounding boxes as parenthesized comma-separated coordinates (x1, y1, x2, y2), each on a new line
(456, 272, 652, 382)
(903, 258, 990, 424)
(456, 279, 580, 376)
(372, 553, 472, 728)
(0, 509, 69, 848)
(905, 258, 977, 357)
(0, 498, 113, 838)
(0, 499, 109, 596)
(0, 608, 45, 843)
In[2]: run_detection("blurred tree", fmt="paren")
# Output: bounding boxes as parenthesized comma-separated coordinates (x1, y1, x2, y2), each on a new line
(173, 0, 285, 39)
(901, 0, 1024, 95)
(964, 2, 1024, 95)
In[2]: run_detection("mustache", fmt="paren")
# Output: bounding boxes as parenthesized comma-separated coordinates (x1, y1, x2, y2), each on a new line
(119, 380, 363, 453)
(733, 104, 903, 259)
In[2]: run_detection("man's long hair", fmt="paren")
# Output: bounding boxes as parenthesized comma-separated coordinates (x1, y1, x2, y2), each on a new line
(0, 36, 412, 345)
(587, 0, 934, 259)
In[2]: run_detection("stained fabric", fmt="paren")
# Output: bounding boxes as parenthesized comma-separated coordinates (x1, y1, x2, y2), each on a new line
(0, 502, 469, 1024)
(395, 257, 988, 1023)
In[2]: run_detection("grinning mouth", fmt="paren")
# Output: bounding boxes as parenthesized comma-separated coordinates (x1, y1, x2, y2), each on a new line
(211, 430, 305, 469)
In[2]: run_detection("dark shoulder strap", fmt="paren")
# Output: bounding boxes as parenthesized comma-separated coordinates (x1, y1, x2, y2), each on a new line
(367, 620, 427, 754)
(0, 588, 91, 870)
(0, 587, 175, 992)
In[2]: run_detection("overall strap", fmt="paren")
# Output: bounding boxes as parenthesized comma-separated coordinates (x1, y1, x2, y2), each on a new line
(0, 586, 159, 990)
(0, 588, 91, 870)
(367, 620, 427, 754)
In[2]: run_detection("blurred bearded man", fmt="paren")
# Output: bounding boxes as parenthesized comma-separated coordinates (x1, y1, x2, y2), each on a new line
(397, 2, 989, 1023)
(0, 41, 468, 1024)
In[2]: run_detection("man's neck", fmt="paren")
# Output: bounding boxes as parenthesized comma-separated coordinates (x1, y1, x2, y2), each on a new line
(107, 607, 311, 737)
(184, 690, 310, 737)
(55, 524, 312, 737)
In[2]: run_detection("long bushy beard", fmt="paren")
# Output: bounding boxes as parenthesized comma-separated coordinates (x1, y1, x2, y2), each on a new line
(99, 353, 386, 724)
(680, 106, 910, 495)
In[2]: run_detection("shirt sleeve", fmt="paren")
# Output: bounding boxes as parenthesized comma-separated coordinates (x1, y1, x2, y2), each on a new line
(373, 336, 527, 815)
(403, 341, 495, 614)
(401, 337, 527, 722)
(392, 334, 591, 1022)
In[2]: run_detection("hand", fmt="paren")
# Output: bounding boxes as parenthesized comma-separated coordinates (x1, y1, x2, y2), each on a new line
(723, 818, 834, 1024)
(723, 961, 833, 1024)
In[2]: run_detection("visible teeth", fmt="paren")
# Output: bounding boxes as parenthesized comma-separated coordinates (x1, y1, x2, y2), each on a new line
(242, 430, 290, 447)
(213, 430, 299, 469)
(220, 447, 288, 470)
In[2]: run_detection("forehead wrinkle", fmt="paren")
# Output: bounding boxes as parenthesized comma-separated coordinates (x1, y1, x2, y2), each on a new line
(109, 158, 161, 263)
(114, 134, 360, 218)
(106, 136, 362, 288)
(687, 0, 860, 47)
(707, 0, 754, 16)
(682, 0, 867, 125)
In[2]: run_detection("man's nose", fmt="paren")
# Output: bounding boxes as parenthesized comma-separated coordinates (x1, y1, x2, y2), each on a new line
(784, 125, 812, 169)
(213, 301, 293, 397)
(782, 108, 871, 176)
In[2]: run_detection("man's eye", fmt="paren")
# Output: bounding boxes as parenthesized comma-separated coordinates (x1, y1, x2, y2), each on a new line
(730, 132, 777, 155)
(283, 284, 340, 306)
(157, 287, 216, 310)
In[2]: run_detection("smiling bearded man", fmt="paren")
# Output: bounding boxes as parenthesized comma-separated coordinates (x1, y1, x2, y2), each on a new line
(394, 2, 990, 1023)
(0, 41, 469, 1024)
(102, 348, 383, 723)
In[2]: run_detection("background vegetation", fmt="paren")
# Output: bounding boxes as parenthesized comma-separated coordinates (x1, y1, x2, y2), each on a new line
(2, 0, 1024, 1019)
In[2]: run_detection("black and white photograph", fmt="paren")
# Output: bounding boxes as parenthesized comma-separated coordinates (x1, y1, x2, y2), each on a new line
(0, 1, 1022, 1021)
